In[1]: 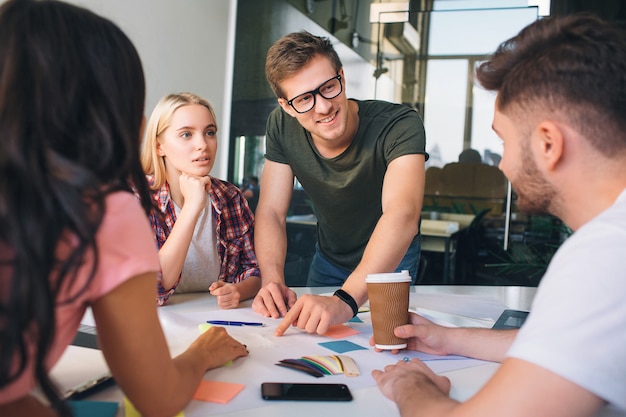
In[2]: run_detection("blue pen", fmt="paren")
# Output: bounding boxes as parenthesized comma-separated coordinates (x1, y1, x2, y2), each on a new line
(207, 320, 265, 327)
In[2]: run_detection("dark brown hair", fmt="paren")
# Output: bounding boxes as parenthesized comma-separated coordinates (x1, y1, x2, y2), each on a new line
(265, 30, 343, 98)
(0, 1, 150, 415)
(476, 13, 626, 156)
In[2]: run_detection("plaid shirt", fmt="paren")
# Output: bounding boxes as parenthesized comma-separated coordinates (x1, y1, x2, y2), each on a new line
(147, 175, 260, 305)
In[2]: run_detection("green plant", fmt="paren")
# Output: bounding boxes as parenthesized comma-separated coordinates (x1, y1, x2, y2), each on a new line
(485, 218, 572, 283)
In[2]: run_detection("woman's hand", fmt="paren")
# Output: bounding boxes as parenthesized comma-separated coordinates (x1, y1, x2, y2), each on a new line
(190, 326, 249, 370)
(179, 173, 211, 214)
(209, 281, 242, 309)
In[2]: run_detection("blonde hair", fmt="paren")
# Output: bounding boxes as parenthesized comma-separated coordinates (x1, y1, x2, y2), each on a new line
(141, 92, 218, 189)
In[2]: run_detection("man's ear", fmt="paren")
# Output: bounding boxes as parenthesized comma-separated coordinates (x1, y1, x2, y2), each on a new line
(537, 120, 564, 172)
(277, 98, 297, 118)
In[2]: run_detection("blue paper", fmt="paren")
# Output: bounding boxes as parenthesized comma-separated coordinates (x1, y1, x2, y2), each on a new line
(70, 400, 118, 417)
(318, 340, 368, 353)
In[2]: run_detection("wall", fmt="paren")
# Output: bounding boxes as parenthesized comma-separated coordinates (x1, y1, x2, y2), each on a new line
(2, 0, 237, 180)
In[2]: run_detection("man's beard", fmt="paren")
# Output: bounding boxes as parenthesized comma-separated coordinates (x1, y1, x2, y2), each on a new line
(512, 141, 557, 216)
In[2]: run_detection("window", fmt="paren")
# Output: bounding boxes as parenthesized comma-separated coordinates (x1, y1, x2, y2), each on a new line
(425, 5, 538, 165)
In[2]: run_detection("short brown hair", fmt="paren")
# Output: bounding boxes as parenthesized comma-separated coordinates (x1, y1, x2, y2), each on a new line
(476, 14, 626, 156)
(265, 31, 343, 98)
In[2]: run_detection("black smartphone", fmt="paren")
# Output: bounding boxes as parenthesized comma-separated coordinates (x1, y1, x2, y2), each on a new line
(261, 382, 353, 401)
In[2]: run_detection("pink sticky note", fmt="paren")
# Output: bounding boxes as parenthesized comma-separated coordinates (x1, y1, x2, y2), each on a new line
(193, 380, 245, 404)
(323, 324, 360, 339)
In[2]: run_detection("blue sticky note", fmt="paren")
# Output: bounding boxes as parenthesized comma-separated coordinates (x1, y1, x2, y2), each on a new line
(70, 400, 118, 417)
(348, 316, 363, 323)
(319, 340, 368, 354)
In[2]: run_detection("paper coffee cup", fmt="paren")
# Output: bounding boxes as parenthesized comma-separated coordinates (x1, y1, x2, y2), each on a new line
(366, 271, 412, 350)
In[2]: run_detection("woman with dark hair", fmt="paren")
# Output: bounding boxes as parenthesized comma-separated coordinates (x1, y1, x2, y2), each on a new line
(0, 1, 248, 416)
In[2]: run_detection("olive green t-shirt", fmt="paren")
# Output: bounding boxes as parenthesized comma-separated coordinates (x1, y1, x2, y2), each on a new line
(265, 99, 427, 270)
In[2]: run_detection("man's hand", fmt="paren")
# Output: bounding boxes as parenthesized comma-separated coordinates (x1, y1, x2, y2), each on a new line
(252, 282, 297, 319)
(370, 312, 451, 355)
(274, 294, 354, 336)
(372, 358, 451, 404)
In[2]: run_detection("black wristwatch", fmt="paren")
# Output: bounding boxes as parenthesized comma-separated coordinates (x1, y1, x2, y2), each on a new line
(333, 289, 359, 317)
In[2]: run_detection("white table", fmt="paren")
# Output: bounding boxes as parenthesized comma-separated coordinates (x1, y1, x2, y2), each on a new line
(65, 285, 536, 416)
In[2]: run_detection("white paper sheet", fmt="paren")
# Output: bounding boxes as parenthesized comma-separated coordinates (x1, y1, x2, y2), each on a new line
(171, 308, 488, 416)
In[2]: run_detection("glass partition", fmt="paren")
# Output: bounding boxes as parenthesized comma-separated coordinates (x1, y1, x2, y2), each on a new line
(232, 135, 265, 190)
(422, 58, 467, 166)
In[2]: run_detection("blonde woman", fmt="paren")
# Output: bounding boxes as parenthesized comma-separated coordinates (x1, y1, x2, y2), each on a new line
(141, 93, 261, 307)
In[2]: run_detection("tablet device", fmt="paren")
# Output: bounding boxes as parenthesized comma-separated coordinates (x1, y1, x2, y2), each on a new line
(492, 309, 529, 330)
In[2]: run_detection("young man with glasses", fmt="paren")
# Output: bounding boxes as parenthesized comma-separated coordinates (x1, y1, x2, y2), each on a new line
(252, 31, 427, 336)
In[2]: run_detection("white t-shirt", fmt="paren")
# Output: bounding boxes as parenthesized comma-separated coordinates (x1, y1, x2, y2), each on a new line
(173, 194, 220, 293)
(507, 189, 626, 416)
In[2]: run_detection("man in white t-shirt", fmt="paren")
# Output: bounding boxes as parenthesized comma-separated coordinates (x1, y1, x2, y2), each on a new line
(372, 13, 626, 417)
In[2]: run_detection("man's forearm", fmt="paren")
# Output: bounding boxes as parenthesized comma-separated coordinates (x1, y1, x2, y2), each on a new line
(447, 327, 518, 362)
(342, 210, 420, 306)
(254, 211, 288, 286)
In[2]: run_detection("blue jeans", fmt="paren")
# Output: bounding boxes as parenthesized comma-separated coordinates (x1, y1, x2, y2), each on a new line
(306, 234, 421, 286)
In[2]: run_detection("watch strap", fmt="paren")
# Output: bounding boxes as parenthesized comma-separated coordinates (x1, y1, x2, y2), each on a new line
(333, 289, 358, 317)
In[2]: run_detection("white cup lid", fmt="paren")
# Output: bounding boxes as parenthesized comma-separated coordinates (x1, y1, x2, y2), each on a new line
(365, 270, 412, 283)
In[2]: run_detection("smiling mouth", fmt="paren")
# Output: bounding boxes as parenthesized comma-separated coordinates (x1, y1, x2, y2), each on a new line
(193, 157, 210, 162)
(318, 111, 337, 124)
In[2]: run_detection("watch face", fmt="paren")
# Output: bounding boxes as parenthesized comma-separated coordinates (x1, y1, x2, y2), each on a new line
(306, 0, 315, 14)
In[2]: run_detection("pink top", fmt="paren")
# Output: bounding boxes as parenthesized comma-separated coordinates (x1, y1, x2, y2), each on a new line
(0, 191, 160, 403)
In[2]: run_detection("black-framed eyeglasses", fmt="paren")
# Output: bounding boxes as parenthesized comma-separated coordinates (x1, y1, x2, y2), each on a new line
(286, 74, 343, 114)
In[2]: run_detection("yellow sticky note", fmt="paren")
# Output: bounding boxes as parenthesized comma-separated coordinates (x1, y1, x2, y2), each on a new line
(198, 323, 213, 333)
(124, 397, 184, 417)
